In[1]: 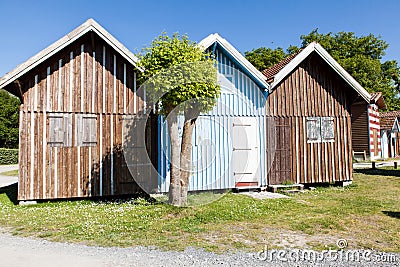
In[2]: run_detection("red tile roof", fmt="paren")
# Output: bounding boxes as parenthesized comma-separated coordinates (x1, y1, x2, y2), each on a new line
(261, 51, 301, 81)
(380, 110, 400, 118)
(380, 111, 400, 129)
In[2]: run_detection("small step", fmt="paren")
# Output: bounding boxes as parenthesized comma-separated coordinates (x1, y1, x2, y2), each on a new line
(267, 184, 304, 193)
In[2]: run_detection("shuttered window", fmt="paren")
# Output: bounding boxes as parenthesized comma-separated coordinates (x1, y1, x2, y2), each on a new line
(306, 117, 334, 143)
(76, 114, 97, 147)
(48, 113, 72, 147)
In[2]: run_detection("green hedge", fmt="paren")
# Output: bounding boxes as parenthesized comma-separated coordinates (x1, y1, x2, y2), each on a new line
(0, 148, 18, 165)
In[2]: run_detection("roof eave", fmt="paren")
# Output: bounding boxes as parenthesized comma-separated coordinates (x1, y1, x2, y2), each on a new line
(0, 18, 142, 90)
(269, 42, 371, 103)
(198, 33, 270, 91)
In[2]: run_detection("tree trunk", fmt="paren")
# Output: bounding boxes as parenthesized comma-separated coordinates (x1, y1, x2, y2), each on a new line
(167, 111, 181, 206)
(179, 110, 199, 206)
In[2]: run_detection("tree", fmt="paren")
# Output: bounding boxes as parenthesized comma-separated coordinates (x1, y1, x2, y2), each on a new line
(137, 33, 220, 206)
(244, 47, 287, 71)
(0, 89, 20, 148)
(245, 29, 400, 110)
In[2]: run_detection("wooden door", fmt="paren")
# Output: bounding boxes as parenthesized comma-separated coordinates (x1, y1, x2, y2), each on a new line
(267, 117, 292, 185)
(232, 117, 259, 187)
(373, 129, 379, 156)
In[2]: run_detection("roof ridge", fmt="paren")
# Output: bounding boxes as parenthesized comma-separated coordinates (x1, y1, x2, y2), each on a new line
(0, 18, 140, 89)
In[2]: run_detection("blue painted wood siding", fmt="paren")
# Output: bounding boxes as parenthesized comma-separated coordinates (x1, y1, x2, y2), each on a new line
(158, 46, 268, 192)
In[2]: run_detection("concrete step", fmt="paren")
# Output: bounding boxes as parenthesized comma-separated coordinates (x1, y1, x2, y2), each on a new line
(267, 183, 304, 193)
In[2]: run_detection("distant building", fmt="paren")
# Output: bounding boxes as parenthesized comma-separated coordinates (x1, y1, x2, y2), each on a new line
(380, 111, 400, 159)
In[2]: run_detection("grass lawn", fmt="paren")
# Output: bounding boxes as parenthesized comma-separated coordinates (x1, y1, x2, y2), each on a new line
(0, 169, 398, 253)
(0, 169, 18, 176)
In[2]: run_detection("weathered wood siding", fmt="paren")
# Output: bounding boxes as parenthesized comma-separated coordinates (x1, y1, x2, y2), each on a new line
(266, 53, 355, 184)
(15, 33, 156, 200)
(350, 102, 369, 155)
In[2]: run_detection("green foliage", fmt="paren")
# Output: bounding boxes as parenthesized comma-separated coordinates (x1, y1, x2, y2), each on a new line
(0, 89, 20, 148)
(0, 173, 398, 252)
(299, 29, 400, 110)
(0, 148, 18, 164)
(137, 33, 220, 115)
(244, 47, 287, 72)
(245, 29, 400, 110)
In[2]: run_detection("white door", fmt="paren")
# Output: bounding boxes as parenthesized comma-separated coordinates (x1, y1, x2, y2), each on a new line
(231, 117, 259, 187)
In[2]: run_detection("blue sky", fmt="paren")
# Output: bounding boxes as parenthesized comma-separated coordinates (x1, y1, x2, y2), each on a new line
(0, 0, 399, 76)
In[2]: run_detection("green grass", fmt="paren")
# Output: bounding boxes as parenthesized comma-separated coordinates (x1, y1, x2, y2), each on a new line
(0, 169, 18, 176)
(0, 169, 398, 253)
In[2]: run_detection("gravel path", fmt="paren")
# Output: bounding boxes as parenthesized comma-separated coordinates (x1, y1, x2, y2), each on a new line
(0, 231, 398, 267)
(0, 164, 398, 266)
(0, 164, 18, 187)
(0, 231, 261, 267)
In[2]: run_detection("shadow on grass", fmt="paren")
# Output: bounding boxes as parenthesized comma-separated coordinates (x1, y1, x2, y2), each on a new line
(382, 211, 400, 219)
(0, 183, 18, 205)
(354, 168, 400, 177)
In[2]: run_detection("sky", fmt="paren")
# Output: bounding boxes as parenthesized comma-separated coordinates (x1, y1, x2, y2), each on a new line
(0, 0, 399, 76)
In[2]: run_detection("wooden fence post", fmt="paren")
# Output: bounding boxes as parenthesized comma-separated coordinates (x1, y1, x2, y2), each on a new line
(394, 162, 398, 169)
(372, 162, 376, 170)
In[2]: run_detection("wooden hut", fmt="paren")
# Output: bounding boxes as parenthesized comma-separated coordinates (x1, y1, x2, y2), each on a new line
(0, 19, 157, 201)
(262, 42, 371, 185)
(157, 33, 270, 192)
(380, 111, 400, 159)
(351, 92, 386, 160)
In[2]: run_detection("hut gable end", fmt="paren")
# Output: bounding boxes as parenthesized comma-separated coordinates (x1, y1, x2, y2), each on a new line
(0, 19, 153, 201)
(16, 34, 140, 115)
(267, 53, 356, 118)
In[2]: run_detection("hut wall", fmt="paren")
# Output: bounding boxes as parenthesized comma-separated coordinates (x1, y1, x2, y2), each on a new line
(158, 46, 267, 192)
(350, 102, 369, 157)
(17, 33, 155, 200)
(266, 54, 354, 184)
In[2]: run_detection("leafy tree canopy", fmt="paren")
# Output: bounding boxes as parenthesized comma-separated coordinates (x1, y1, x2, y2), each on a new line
(136, 33, 220, 206)
(0, 89, 20, 148)
(245, 29, 400, 110)
(137, 33, 220, 115)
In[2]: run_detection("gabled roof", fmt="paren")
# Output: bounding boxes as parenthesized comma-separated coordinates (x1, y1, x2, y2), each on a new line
(263, 42, 371, 102)
(198, 33, 269, 90)
(0, 18, 141, 89)
(370, 92, 386, 110)
(380, 111, 400, 130)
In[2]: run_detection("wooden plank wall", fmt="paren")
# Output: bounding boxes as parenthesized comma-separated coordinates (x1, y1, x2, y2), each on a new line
(266, 53, 354, 184)
(17, 33, 156, 200)
(350, 102, 369, 155)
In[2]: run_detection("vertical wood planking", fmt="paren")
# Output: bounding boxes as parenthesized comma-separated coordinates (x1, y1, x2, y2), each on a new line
(113, 55, 117, 114)
(92, 51, 96, 113)
(58, 59, 62, 111)
(134, 72, 137, 114)
(123, 64, 126, 114)
(81, 44, 85, 112)
(69, 52, 74, 112)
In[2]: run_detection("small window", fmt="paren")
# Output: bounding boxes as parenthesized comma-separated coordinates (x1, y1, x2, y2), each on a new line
(306, 117, 334, 143)
(48, 113, 72, 147)
(76, 114, 97, 147)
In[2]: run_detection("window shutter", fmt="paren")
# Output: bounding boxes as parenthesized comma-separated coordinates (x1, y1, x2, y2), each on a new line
(306, 117, 321, 142)
(76, 114, 97, 147)
(48, 113, 72, 147)
(321, 117, 334, 141)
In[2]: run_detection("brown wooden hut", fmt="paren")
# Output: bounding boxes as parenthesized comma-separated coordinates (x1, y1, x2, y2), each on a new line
(262, 42, 371, 185)
(351, 92, 386, 161)
(0, 19, 157, 201)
